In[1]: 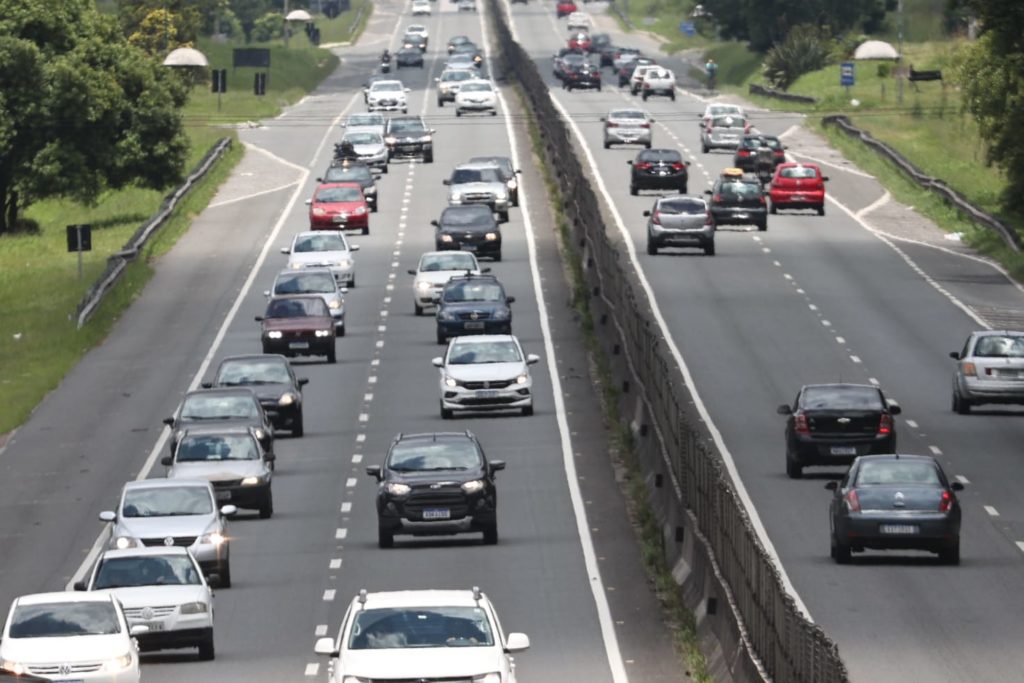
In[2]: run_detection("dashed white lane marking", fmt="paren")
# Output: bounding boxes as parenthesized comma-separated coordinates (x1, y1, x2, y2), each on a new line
(315, 624, 329, 637)
(836, 336, 846, 344)
(929, 445, 943, 456)
(364, 393, 374, 401)
(375, 340, 385, 348)
(345, 477, 357, 488)
(385, 284, 394, 291)
(323, 589, 336, 601)
(371, 358, 380, 366)
(985, 506, 1000, 517)
(821, 320, 831, 327)
(341, 502, 353, 513)
(808, 304, 818, 311)
(762, 247, 771, 254)
(380, 310, 389, 318)
(304, 663, 320, 676)
(955, 475, 969, 485)
(335, 528, 348, 540)
(868, 377, 879, 385)
(368, 376, 378, 384)
(906, 419, 919, 428)
(383, 297, 391, 304)
(352, 454, 363, 465)
(358, 413, 369, 422)
(796, 288, 805, 294)
(378, 325, 387, 332)
(356, 433, 366, 442)
(329, 558, 342, 570)
(1015, 541, 1024, 554)
(850, 355, 862, 364)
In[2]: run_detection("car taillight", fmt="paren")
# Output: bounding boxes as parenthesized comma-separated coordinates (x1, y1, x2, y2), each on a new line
(704, 212, 713, 225)
(758, 194, 766, 205)
(635, 162, 652, 170)
(606, 122, 618, 128)
(713, 194, 722, 203)
(794, 413, 810, 435)
(737, 149, 751, 157)
(639, 122, 650, 128)
(878, 414, 892, 435)
(939, 490, 953, 513)
(844, 489, 861, 512)
(670, 162, 684, 170)
(962, 362, 976, 377)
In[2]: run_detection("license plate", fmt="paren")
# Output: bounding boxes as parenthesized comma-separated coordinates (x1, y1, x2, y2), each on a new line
(289, 341, 310, 350)
(790, 195, 805, 201)
(831, 446, 857, 456)
(999, 369, 1022, 378)
(333, 214, 347, 223)
(476, 389, 500, 398)
(461, 245, 477, 251)
(216, 490, 231, 501)
(657, 170, 669, 175)
(143, 621, 165, 631)
(464, 321, 486, 330)
(734, 212, 748, 219)
(423, 508, 451, 520)
(880, 524, 918, 535)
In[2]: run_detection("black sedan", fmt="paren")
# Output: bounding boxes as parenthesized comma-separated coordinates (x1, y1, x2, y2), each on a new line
(432, 205, 501, 260)
(563, 63, 602, 90)
(366, 431, 504, 547)
(435, 274, 514, 344)
(778, 383, 900, 478)
(395, 46, 424, 68)
(163, 387, 274, 456)
(629, 148, 690, 195)
(204, 354, 309, 437)
(827, 454, 963, 564)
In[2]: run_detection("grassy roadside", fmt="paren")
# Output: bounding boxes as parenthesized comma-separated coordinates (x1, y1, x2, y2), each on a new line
(319, 0, 374, 44)
(516, 87, 712, 682)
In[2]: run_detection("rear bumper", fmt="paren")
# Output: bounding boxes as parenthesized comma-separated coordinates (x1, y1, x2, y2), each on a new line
(711, 208, 767, 226)
(649, 224, 713, 247)
(837, 514, 959, 550)
(790, 434, 895, 466)
(633, 174, 688, 190)
(958, 377, 1024, 402)
(770, 190, 825, 207)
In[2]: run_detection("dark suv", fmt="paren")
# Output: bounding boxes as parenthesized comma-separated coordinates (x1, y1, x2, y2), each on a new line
(385, 116, 434, 163)
(705, 172, 768, 231)
(435, 274, 514, 344)
(629, 148, 690, 195)
(320, 161, 378, 212)
(367, 431, 505, 547)
(433, 205, 502, 260)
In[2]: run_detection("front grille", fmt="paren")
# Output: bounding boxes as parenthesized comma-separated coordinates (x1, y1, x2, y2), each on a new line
(30, 662, 104, 675)
(464, 379, 514, 389)
(461, 396, 519, 405)
(403, 490, 469, 518)
(212, 479, 243, 489)
(124, 605, 177, 619)
(141, 535, 197, 547)
(456, 311, 492, 321)
(462, 192, 494, 203)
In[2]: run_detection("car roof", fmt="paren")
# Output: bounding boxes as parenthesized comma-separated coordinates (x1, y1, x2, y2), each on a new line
(270, 293, 333, 301)
(293, 230, 349, 240)
(446, 273, 501, 284)
(801, 383, 878, 391)
(100, 546, 191, 560)
(394, 431, 478, 445)
(449, 334, 518, 344)
(355, 589, 489, 609)
(470, 155, 511, 163)
(454, 162, 501, 171)
(853, 454, 939, 465)
(608, 108, 648, 117)
(179, 424, 257, 438)
(121, 478, 214, 492)
(15, 591, 117, 606)
(972, 329, 1024, 337)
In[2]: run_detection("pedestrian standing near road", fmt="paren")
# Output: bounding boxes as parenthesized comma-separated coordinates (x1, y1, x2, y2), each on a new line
(705, 58, 718, 90)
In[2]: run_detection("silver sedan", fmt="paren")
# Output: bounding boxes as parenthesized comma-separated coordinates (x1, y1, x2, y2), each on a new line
(950, 330, 1024, 413)
(644, 195, 715, 256)
(602, 108, 653, 149)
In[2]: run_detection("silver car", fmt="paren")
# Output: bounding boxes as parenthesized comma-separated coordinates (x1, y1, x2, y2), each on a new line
(409, 250, 485, 315)
(444, 162, 511, 222)
(602, 108, 653, 149)
(341, 112, 386, 137)
(701, 114, 748, 153)
(99, 479, 236, 586)
(282, 231, 359, 287)
(644, 195, 714, 256)
(951, 330, 1024, 413)
(340, 130, 388, 172)
(265, 268, 346, 334)
(433, 334, 540, 418)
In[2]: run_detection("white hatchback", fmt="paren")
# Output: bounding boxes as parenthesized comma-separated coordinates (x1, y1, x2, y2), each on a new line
(566, 11, 589, 29)
(408, 251, 485, 315)
(412, 0, 432, 14)
(282, 231, 360, 287)
(365, 80, 409, 113)
(433, 334, 540, 418)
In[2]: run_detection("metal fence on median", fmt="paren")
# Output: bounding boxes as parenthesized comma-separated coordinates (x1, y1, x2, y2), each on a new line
(486, 1, 848, 680)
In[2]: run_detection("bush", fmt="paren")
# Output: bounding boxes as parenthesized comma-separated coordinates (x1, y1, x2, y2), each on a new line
(877, 62, 892, 78)
(251, 12, 284, 42)
(762, 24, 835, 91)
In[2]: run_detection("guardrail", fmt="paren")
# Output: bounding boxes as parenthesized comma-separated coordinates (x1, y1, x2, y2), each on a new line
(75, 137, 233, 328)
(822, 115, 1021, 253)
(748, 83, 818, 104)
(486, 0, 848, 680)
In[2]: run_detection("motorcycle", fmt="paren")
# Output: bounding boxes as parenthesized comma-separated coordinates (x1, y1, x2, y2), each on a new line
(380, 60, 391, 73)
(754, 146, 774, 187)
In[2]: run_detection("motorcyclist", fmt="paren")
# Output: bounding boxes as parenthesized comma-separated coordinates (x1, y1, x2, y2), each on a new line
(335, 139, 357, 161)
(381, 49, 391, 63)
(754, 140, 774, 186)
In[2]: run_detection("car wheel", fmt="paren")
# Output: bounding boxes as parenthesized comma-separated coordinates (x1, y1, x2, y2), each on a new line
(381, 164, 388, 174)
(629, 184, 638, 196)
(292, 411, 304, 437)
(378, 526, 394, 549)
(702, 144, 709, 154)
(456, 109, 463, 117)
(424, 153, 433, 163)
(437, 99, 444, 107)
(785, 453, 802, 479)
(817, 203, 826, 216)
(414, 302, 424, 316)
(197, 635, 215, 661)
(337, 323, 346, 337)
(258, 491, 273, 519)
(831, 535, 851, 564)
(642, 92, 648, 101)
(217, 560, 232, 588)
(704, 241, 715, 256)
(939, 540, 960, 565)
(262, 344, 271, 354)
(770, 203, 778, 214)
(371, 202, 379, 213)
(493, 251, 502, 262)
(646, 239, 657, 255)
(512, 192, 519, 207)
(349, 276, 356, 288)
(436, 330, 447, 345)
(361, 225, 369, 236)
(482, 522, 499, 545)
(491, 110, 497, 116)
(758, 220, 768, 232)
(440, 402, 453, 419)
(522, 404, 534, 416)
(603, 140, 611, 149)
(953, 390, 971, 414)
(499, 211, 509, 223)
(679, 183, 688, 194)
(670, 91, 676, 101)
(327, 346, 337, 364)
(645, 141, 651, 149)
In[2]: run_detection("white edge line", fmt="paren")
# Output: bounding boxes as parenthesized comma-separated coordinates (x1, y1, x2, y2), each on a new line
(490, 4, 629, 681)
(855, 190, 891, 219)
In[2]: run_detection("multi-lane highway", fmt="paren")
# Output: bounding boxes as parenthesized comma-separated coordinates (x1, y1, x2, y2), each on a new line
(501, 2, 1024, 680)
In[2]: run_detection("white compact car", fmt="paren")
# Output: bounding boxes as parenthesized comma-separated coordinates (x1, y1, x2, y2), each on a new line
(365, 80, 409, 113)
(314, 588, 529, 683)
(640, 66, 676, 100)
(405, 23, 429, 41)
(409, 250, 485, 315)
(433, 334, 539, 418)
(0, 591, 142, 682)
(699, 103, 746, 127)
(454, 80, 498, 116)
(282, 231, 359, 287)
(76, 547, 216, 660)
(566, 11, 589, 29)
(412, 0, 432, 14)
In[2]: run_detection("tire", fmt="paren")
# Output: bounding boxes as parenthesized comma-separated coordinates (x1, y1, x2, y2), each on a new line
(349, 276, 356, 288)
(424, 153, 433, 163)
(603, 140, 610, 149)
(258, 491, 273, 519)
(378, 527, 394, 549)
(482, 522, 498, 545)
(758, 220, 768, 232)
(642, 92, 648, 101)
(511, 192, 519, 208)
(817, 204, 826, 216)
(629, 184, 638, 196)
(953, 390, 971, 414)
(292, 411, 304, 437)
(197, 635, 215, 661)
(414, 302, 424, 316)
(327, 346, 337, 364)
(440, 402, 453, 419)
(436, 330, 447, 345)
(679, 183, 687, 194)
(646, 239, 657, 255)
(670, 91, 676, 101)
(499, 211, 509, 223)
(381, 164, 388, 174)
(832, 535, 851, 564)
(702, 143, 709, 154)
(337, 323, 346, 337)
(362, 225, 369, 235)
(645, 141, 651, 149)
(217, 560, 232, 588)
(491, 110, 497, 116)
(371, 202, 378, 213)
(456, 109, 463, 117)
(493, 251, 502, 262)
(939, 540, 960, 565)
(522, 404, 534, 416)
(786, 453, 802, 479)
(770, 203, 778, 214)
(704, 241, 715, 256)
(437, 98, 444, 107)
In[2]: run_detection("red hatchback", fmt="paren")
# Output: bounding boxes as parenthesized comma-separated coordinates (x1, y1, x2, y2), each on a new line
(307, 182, 370, 234)
(769, 163, 829, 216)
(568, 32, 591, 51)
(556, 0, 577, 17)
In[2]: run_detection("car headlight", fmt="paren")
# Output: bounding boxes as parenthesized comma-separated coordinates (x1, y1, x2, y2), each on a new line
(485, 232, 498, 241)
(516, 373, 529, 384)
(438, 309, 456, 320)
(337, 258, 353, 268)
(1, 660, 26, 675)
(385, 136, 397, 144)
(506, 179, 517, 189)
(450, 192, 462, 202)
(289, 261, 304, 269)
(418, 135, 433, 143)
(416, 280, 433, 291)
(114, 536, 139, 550)
(354, 206, 366, 215)
(312, 207, 326, 216)
(180, 602, 209, 615)
(241, 476, 263, 486)
(440, 234, 454, 243)
(278, 393, 296, 406)
(385, 482, 411, 496)
(199, 532, 226, 546)
(267, 330, 283, 339)
(496, 191, 509, 200)
(101, 653, 133, 672)
(445, 376, 458, 388)
(461, 480, 485, 493)
(493, 308, 510, 320)
(315, 329, 332, 337)
(364, 186, 377, 195)
(254, 428, 266, 440)
(328, 298, 342, 309)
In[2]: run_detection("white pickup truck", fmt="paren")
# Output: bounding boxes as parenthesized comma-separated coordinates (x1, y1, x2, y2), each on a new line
(640, 67, 676, 101)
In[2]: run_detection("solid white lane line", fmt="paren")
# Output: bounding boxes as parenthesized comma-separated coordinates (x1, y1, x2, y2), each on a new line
(984, 506, 999, 517)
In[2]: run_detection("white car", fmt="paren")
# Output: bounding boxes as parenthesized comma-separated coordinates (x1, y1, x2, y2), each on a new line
(699, 103, 746, 127)
(628, 63, 658, 94)
(566, 11, 589, 29)
(412, 0, 432, 14)
(76, 547, 216, 660)
(282, 231, 360, 287)
(365, 80, 409, 113)
(409, 251, 486, 315)
(454, 80, 498, 116)
(0, 591, 142, 682)
(640, 66, 676, 100)
(314, 588, 529, 683)
(405, 23, 429, 41)
(342, 112, 386, 137)
(433, 334, 539, 418)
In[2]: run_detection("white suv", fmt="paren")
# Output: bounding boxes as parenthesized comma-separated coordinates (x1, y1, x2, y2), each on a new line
(314, 588, 530, 682)
(365, 80, 409, 113)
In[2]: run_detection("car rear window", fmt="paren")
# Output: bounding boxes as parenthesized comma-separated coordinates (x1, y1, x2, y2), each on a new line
(275, 272, 337, 294)
(800, 386, 884, 410)
(659, 198, 706, 214)
(639, 150, 681, 162)
(856, 461, 940, 486)
(780, 166, 819, 179)
(717, 180, 761, 198)
(973, 335, 1024, 358)
(712, 116, 744, 128)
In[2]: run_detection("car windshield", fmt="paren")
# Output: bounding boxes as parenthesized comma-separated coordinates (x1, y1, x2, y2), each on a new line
(452, 168, 501, 183)
(293, 233, 348, 253)
(9, 602, 121, 638)
(448, 56, 473, 65)
(348, 606, 494, 649)
(93, 555, 202, 589)
(761, 137, 782, 150)
(275, 272, 337, 294)
(712, 116, 744, 129)
(659, 198, 706, 214)
(390, 119, 427, 133)
(325, 166, 372, 183)
(443, 282, 504, 302)
(315, 186, 363, 203)
(216, 359, 291, 385)
(440, 206, 493, 227)
(780, 166, 819, 179)
(180, 395, 258, 420)
(344, 132, 382, 145)
(442, 70, 474, 82)
(266, 297, 331, 318)
(856, 461, 941, 486)
(448, 340, 522, 365)
(122, 486, 214, 517)
(460, 82, 492, 92)
(709, 105, 741, 117)
(973, 335, 1024, 358)
(717, 181, 761, 199)
(801, 386, 884, 410)
(373, 82, 403, 92)
(388, 440, 483, 471)
(470, 157, 511, 174)
(347, 114, 383, 127)
(420, 253, 478, 272)
(175, 433, 259, 462)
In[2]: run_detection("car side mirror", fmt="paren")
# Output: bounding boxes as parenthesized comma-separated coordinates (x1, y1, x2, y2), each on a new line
(434, 77, 441, 82)
(432, 357, 444, 367)
(430, 130, 436, 134)
(490, 459, 506, 473)
(825, 481, 839, 491)
(642, 210, 651, 217)
(201, 382, 212, 389)
(685, 160, 691, 166)
(73, 580, 87, 592)
(161, 456, 173, 467)
(481, 267, 491, 273)
(515, 169, 522, 174)
(405, 87, 411, 92)
(949, 351, 960, 360)
(207, 573, 221, 589)
(280, 247, 291, 254)
(430, 220, 439, 227)
(340, 287, 349, 294)
(626, 160, 633, 165)
(366, 465, 383, 481)
(99, 510, 116, 523)
(506, 632, 530, 652)
(526, 354, 540, 365)
(776, 404, 792, 415)
(298, 378, 309, 387)
(265, 453, 276, 463)
(314, 636, 339, 656)
(822, 176, 830, 181)
(889, 404, 902, 415)
(599, 116, 606, 122)
(220, 504, 238, 516)
(163, 416, 175, 426)
(305, 198, 312, 205)
(951, 481, 965, 491)
(506, 296, 515, 304)
(254, 315, 264, 322)
(350, 244, 360, 252)
(443, 179, 451, 185)
(263, 290, 271, 297)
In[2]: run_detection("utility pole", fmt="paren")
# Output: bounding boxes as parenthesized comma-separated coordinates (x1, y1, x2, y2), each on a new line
(896, 0, 904, 105)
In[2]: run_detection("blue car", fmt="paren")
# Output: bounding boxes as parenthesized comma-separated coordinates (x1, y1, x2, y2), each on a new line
(435, 275, 514, 344)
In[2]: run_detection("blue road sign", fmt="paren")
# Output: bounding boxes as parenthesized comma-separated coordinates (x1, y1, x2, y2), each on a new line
(840, 62, 855, 87)
(679, 21, 696, 37)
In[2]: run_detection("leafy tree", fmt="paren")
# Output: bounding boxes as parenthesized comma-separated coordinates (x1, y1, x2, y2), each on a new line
(0, 0, 188, 234)
(705, 0, 887, 52)
(762, 24, 835, 89)
(230, 0, 274, 42)
(252, 12, 284, 42)
(117, 0, 210, 49)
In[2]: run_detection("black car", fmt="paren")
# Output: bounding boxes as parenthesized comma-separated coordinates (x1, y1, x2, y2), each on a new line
(827, 454, 963, 564)
(163, 387, 274, 456)
(470, 155, 521, 207)
(204, 354, 309, 437)
(563, 62, 602, 90)
(705, 172, 768, 231)
(320, 161, 378, 211)
(401, 33, 427, 52)
(553, 49, 586, 80)
(432, 205, 501, 261)
(447, 34, 472, 53)
(732, 135, 766, 172)
(451, 41, 484, 67)
(395, 46, 424, 68)
(589, 32, 611, 55)
(367, 431, 504, 547)
(385, 115, 434, 163)
(435, 274, 514, 344)
(629, 148, 690, 195)
(778, 383, 901, 478)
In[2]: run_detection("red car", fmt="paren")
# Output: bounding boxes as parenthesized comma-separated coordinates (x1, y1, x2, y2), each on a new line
(556, 0, 577, 17)
(307, 182, 370, 234)
(257, 295, 337, 363)
(568, 32, 591, 51)
(769, 163, 829, 216)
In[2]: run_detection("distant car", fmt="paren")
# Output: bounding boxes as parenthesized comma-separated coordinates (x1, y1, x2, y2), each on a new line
(556, 0, 577, 18)
(0, 592, 142, 683)
(760, 134, 787, 166)
(408, 251, 486, 316)
(589, 32, 611, 56)
(705, 169, 768, 231)
(454, 80, 498, 116)
(445, 53, 478, 71)
(447, 34, 473, 53)
(306, 182, 369, 234)
(563, 62, 602, 91)
(701, 115, 749, 153)
(435, 274, 514, 344)
(401, 32, 428, 52)
(628, 63, 658, 94)
(769, 163, 828, 215)
(412, 0, 432, 14)
(338, 130, 388, 173)
(450, 41, 484, 67)
(444, 162, 511, 221)
(395, 46, 425, 68)
(76, 547, 216, 659)
(568, 31, 591, 51)
(341, 112, 385, 137)
(385, 115, 434, 163)
(163, 425, 275, 518)
(436, 67, 478, 106)
(469, 155, 521, 206)
(777, 383, 901, 478)
(257, 295, 337, 363)
(457, 0, 476, 12)
(360, 75, 388, 104)
(433, 205, 502, 261)
(699, 103, 746, 128)
(206, 354, 309, 436)
(566, 10, 589, 29)
(611, 47, 642, 72)
(320, 161, 378, 211)
(366, 433, 504, 546)
(602, 108, 653, 149)
(629, 148, 690, 195)
(265, 268, 346, 333)
(405, 23, 429, 43)
(827, 454, 963, 564)
(99, 479, 236, 585)
(644, 195, 714, 256)
(365, 80, 409, 113)
(640, 66, 676, 100)
(433, 334, 540, 418)
(163, 387, 273, 456)
(281, 230, 359, 287)
(732, 134, 768, 172)
(950, 330, 1024, 413)
(313, 587, 529, 681)
(553, 50, 587, 81)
